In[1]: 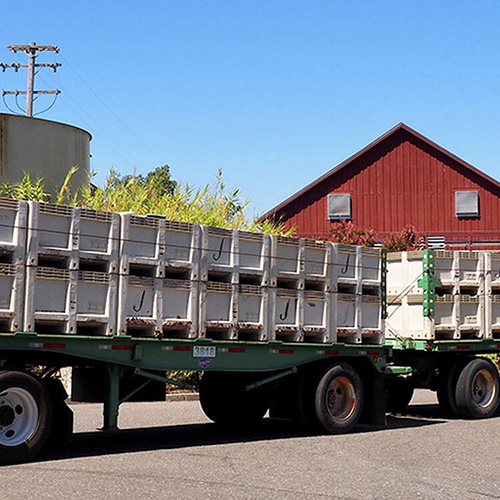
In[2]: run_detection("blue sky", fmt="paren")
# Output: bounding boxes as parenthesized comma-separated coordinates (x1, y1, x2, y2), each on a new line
(1, 1, 499, 217)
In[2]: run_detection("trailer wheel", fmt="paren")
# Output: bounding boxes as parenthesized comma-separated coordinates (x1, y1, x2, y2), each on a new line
(455, 358, 500, 419)
(386, 377, 414, 413)
(0, 371, 53, 465)
(199, 372, 271, 426)
(300, 363, 363, 434)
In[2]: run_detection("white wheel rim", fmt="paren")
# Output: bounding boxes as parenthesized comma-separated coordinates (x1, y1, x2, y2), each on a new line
(0, 387, 39, 447)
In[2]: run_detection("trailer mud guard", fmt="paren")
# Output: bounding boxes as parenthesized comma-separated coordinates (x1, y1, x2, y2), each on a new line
(360, 369, 386, 426)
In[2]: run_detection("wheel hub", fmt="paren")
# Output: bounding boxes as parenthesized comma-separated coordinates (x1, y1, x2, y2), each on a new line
(326, 376, 356, 422)
(0, 388, 39, 447)
(472, 370, 496, 408)
(0, 405, 15, 427)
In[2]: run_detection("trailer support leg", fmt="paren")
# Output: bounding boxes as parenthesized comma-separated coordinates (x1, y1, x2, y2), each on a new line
(360, 370, 386, 426)
(103, 364, 121, 430)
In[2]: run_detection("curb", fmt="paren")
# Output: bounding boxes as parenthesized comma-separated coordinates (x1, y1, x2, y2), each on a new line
(166, 392, 199, 402)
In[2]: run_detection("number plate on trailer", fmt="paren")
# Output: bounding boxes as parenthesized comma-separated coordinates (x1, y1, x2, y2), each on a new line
(193, 346, 217, 358)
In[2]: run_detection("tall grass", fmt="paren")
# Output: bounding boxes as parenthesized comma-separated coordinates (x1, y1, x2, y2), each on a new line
(1, 168, 291, 234)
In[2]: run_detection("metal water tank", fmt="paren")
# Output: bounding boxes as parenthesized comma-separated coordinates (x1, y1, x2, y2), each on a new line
(0, 113, 91, 195)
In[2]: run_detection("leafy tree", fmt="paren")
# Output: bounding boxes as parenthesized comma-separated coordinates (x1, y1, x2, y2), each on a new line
(109, 165, 177, 196)
(145, 165, 177, 196)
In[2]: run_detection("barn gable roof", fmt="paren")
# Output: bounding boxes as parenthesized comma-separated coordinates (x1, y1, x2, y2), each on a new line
(259, 123, 500, 221)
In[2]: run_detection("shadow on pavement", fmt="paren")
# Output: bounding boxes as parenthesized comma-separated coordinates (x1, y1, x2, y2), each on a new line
(31, 402, 452, 464)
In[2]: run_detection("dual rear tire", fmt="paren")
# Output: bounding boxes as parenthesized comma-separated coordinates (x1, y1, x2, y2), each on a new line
(437, 358, 500, 419)
(200, 363, 364, 434)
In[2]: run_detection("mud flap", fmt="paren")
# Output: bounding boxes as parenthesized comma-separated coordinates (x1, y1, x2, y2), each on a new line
(360, 370, 386, 426)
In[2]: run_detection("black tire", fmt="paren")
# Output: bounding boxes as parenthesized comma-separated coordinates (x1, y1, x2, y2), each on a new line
(455, 358, 500, 419)
(268, 377, 302, 423)
(44, 378, 74, 446)
(0, 371, 53, 465)
(436, 358, 471, 417)
(199, 372, 271, 426)
(299, 363, 364, 434)
(386, 377, 415, 413)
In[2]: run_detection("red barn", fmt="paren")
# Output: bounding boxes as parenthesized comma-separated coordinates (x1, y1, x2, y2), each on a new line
(259, 123, 500, 249)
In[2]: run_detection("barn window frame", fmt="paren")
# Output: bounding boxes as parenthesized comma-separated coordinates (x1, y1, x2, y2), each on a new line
(327, 193, 352, 221)
(455, 190, 480, 218)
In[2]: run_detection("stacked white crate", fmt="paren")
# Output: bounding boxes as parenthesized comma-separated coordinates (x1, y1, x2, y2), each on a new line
(268, 236, 329, 342)
(9, 200, 386, 343)
(336, 244, 385, 344)
(118, 213, 164, 337)
(484, 252, 500, 339)
(386, 251, 485, 341)
(0, 198, 27, 332)
(118, 214, 201, 338)
(24, 202, 119, 335)
(386, 251, 433, 340)
(198, 226, 270, 340)
(162, 220, 200, 338)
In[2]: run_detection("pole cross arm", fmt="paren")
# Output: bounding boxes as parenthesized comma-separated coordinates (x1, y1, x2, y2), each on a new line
(7, 44, 60, 53)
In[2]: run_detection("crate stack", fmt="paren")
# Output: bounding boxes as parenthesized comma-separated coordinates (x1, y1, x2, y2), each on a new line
(198, 227, 270, 340)
(386, 250, 485, 341)
(335, 244, 385, 344)
(118, 214, 202, 339)
(0, 198, 27, 333)
(484, 252, 500, 340)
(24, 202, 119, 336)
(0, 198, 386, 344)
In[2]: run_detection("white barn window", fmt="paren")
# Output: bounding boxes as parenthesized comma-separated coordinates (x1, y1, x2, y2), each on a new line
(455, 191, 479, 218)
(327, 193, 351, 220)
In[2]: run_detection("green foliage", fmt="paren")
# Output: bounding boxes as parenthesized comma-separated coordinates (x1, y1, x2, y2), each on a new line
(0, 168, 289, 235)
(330, 219, 376, 246)
(0, 172, 50, 202)
(109, 164, 177, 197)
(330, 221, 419, 251)
(79, 168, 289, 232)
(382, 226, 418, 252)
(166, 370, 202, 391)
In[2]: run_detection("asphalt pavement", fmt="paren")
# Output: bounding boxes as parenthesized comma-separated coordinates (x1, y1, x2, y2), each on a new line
(3, 390, 500, 500)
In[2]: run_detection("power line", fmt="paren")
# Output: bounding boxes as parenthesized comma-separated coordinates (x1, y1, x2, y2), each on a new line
(58, 53, 162, 164)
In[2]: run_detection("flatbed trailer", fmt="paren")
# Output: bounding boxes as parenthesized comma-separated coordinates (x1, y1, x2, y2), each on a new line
(1, 331, 499, 465)
(0, 198, 499, 464)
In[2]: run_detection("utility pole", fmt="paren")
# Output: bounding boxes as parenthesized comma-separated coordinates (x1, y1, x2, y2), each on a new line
(1, 41, 61, 117)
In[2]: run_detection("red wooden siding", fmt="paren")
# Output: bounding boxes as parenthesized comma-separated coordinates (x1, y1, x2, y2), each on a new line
(263, 125, 500, 246)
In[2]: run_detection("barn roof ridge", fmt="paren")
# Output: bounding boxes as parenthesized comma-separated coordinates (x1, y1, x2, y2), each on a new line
(259, 123, 500, 221)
